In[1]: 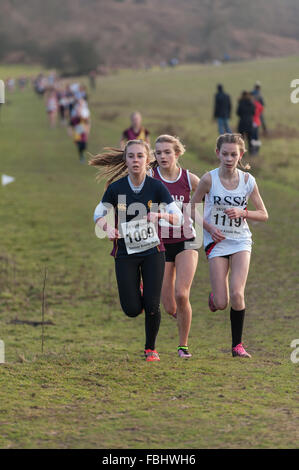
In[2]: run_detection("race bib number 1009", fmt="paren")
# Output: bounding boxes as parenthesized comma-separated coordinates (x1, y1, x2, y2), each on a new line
(121, 219, 160, 254)
(211, 205, 246, 240)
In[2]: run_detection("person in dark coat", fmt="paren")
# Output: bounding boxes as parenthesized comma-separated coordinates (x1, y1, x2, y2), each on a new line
(236, 91, 255, 154)
(213, 84, 232, 135)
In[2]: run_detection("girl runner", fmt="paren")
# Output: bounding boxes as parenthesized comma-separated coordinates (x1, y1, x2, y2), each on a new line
(89, 140, 183, 362)
(120, 112, 150, 149)
(191, 133, 268, 358)
(150, 135, 200, 359)
(69, 98, 91, 163)
(46, 89, 58, 128)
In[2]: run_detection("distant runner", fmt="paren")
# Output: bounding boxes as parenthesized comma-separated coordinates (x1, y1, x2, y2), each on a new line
(120, 112, 150, 148)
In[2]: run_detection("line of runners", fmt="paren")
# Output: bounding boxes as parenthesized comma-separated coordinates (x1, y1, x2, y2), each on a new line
(90, 133, 268, 362)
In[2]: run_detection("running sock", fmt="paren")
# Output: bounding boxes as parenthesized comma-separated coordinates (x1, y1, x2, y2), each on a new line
(230, 307, 245, 348)
(145, 308, 161, 350)
(178, 346, 189, 350)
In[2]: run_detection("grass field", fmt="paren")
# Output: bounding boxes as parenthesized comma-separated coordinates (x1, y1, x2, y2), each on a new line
(0, 57, 298, 449)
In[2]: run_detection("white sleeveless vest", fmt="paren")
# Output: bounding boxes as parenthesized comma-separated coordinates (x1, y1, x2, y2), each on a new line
(204, 168, 256, 248)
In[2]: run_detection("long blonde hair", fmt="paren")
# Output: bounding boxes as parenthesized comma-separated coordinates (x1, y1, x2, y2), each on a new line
(216, 133, 250, 170)
(88, 139, 153, 187)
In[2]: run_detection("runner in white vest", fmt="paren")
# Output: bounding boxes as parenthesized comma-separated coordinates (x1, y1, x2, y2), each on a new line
(191, 133, 268, 358)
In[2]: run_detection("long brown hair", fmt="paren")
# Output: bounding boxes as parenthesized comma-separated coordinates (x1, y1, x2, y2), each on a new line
(216, 133, 250, 170)
(88, 139, 153, 187)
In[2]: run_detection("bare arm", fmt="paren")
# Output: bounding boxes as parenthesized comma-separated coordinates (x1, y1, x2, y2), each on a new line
(191, 172, 211, 204)
(95, 216, 120, 240)
(224, 183, 268, 222)
(247, 183, 268, 221)
(147, 201, 182, 226)
(189, 172, 200, 192)
(190, 172, 226, 243)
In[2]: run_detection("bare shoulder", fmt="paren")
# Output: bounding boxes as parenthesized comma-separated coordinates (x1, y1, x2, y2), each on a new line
(193, 171, 211, 195)
(188, 171, 200, 190)
(201, 171, 212, 188)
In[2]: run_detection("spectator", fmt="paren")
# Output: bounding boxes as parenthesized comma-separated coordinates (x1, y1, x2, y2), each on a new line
(250, 92, 264, 155)
(89, 70, 97, 91)
(213, 84, 232, 135)
(251, 81, 267, 134)
(236, 91, 255, 155)
(120, 111, 150, 148)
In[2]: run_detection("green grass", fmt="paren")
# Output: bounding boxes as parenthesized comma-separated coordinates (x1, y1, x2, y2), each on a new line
(0, 58, 298, 449)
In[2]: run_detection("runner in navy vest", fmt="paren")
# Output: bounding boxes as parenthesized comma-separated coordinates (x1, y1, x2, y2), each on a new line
(191, 133, 268, 358)
(89, 140, 183, 362)
(150, 135, 200, 359)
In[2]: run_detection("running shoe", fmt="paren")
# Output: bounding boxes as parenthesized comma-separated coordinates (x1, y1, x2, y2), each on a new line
(232, 343, 252, 358)
(168, 311, 177, 319)
(177, 346, 192, 359)
(144, 349, 160, 362)
(208, 292, 217, 312)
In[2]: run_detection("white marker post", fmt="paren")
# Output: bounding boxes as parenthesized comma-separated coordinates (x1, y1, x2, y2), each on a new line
(0, 80, 4, 104)
(0, 340, 4, 364)
(1, 174, 15, 186)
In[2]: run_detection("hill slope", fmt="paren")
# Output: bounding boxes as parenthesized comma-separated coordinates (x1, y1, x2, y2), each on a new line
(1, 0, 299, 66)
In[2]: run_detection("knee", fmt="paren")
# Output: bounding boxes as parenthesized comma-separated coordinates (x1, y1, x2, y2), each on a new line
(145, 307, 161, 318)
(230, 290, 244, 308)
(175, 289, 189, 306)
(122, 306, 142, 318)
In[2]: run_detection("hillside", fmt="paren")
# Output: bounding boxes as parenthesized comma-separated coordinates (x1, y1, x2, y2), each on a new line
(0, 0, 299, 68)
(0, 57, 298, 448)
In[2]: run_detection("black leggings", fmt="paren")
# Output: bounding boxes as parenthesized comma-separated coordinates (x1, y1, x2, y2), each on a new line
(115, 252, 165, 350)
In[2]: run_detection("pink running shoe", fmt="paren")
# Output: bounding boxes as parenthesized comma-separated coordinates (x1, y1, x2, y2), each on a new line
(178, 347, 192, 359)
(168, 311, 177, 320)
(232, 343, 252, 358)
(144, 349, 160, 362)
(208, 292, 217, 312)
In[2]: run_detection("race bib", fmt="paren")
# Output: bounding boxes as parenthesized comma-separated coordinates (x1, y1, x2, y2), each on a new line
(211, 205, 246, 240)
(121, 219, 160, 254)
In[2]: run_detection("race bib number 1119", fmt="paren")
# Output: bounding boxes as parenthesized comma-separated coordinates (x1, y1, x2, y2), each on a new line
(211, 205, 245, 240)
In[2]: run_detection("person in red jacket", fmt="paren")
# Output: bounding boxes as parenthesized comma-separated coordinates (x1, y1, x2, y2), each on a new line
(250, 92, 264, 155)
